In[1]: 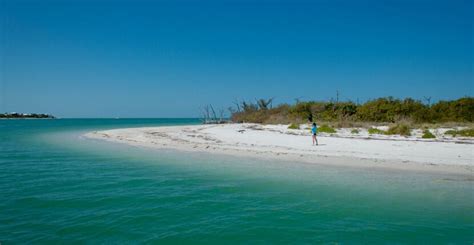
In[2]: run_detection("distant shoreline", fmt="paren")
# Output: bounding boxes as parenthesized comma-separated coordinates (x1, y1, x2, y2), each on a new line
(0, 118, 56, 120)
(0, 113, 55, 119)
(84, 124, 474, 176)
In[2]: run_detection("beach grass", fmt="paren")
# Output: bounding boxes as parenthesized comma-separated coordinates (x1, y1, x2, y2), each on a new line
(318, 124, 337, 133)
(445, 128, 474, 137)
(386, 124, 411, 136)
(422, 130, 436, 139)
(368, 128, 386, 135)
(288, 123, 300, 129)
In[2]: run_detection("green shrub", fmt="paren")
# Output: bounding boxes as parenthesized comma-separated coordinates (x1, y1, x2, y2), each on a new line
(356, 97, 426, 122)
(368, 128, 386, 135)
(458, 129, 474, 137)
(351, 129, 359, 134)
(430, 97, 474, 122)
(386, 124, 411, 136)
(445, 130, 457, 136)
(288, 123, 300, 129)
(445, 128, 474, 137)
(318, 124, 336, 133)
(422, 130, 436, 139)
(289, 102, 313, 121)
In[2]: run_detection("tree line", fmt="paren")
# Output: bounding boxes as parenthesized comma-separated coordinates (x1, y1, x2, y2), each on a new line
(230, 97, 474, 124)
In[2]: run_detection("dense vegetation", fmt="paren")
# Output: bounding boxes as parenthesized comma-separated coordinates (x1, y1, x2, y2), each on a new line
(230, 97, 474, 125)
(0, 113, 55, 119)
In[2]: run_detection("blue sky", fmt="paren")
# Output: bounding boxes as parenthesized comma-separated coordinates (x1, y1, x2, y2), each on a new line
(1, 0, 472, 117)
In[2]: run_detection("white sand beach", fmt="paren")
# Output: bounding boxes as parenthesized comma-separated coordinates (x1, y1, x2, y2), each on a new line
(85, 124, 474, 175)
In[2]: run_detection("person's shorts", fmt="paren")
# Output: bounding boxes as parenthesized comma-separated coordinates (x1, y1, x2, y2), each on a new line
(312, 133, 317, 136)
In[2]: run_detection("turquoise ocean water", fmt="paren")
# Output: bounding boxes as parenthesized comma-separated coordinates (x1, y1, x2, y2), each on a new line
(0, 119, 473, 243)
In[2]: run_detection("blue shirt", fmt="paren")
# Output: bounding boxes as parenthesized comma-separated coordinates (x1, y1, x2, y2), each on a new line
(312, 125, 317, 134)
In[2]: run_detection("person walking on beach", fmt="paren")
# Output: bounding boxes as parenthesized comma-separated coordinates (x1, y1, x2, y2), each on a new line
(311, 122, 318, 146)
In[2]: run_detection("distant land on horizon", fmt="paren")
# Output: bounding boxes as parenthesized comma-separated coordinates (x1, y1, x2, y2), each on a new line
(0, 113, 55, 119)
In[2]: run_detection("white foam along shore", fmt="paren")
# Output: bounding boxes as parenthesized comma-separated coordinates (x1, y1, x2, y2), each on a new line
(84, 123, 474, 175)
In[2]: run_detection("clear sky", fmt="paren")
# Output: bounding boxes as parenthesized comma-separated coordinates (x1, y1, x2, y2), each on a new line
(1, 0, 473, 118)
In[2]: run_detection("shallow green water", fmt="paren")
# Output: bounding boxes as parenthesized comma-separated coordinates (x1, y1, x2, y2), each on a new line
(1, 119, 473, 243)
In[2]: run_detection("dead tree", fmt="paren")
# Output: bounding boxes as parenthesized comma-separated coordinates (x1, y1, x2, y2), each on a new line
(219, 108, 225, 121)
(256, 98, 273, 110)
(423, 96, 432, 106)
(233, 99, 242, 112)
(209, 104, 217, 121)
(201, 105, 211, 123)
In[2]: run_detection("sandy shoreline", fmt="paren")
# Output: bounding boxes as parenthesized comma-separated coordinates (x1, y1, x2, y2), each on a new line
(84, 124, 474, 176)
